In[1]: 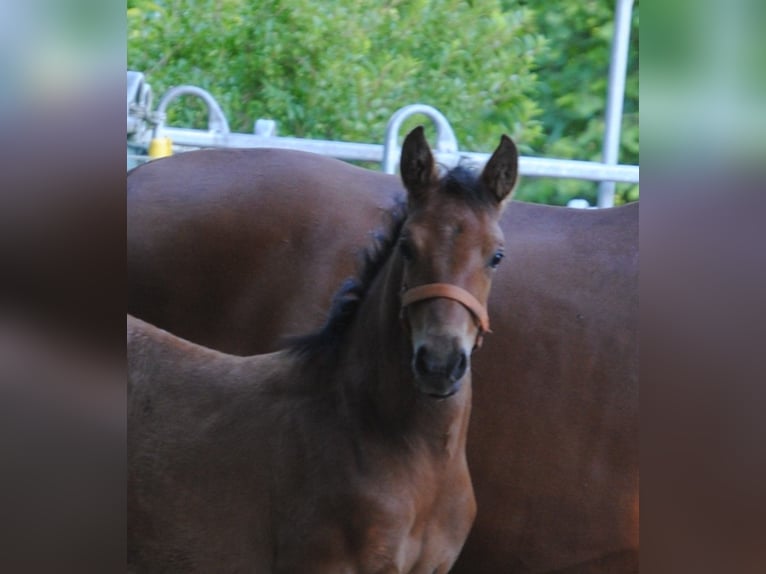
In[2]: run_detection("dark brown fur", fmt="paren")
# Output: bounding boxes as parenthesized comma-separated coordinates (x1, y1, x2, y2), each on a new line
(128, 147, 638, 572)
(128, 130, 518, 573)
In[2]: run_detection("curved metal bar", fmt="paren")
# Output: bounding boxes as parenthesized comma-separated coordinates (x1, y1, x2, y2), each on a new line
(153, 85, 231, 138)
(382, 104, 459, 173)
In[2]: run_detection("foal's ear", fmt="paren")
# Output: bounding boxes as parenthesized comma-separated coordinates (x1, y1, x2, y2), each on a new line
(481, 135, 519, 206)
(400, 126, 437, 199)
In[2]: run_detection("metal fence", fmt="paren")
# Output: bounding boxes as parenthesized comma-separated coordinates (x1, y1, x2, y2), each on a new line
(127, 0, 637, 208)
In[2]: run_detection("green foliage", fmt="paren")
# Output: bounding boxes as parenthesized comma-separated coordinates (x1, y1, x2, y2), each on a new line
(514, 0, 639, 205)
(128, 0, 544, 153)
(128, 0, 638, 206)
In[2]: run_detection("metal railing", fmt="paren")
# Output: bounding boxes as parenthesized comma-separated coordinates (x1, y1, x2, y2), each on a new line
(129, 95, 639, 183)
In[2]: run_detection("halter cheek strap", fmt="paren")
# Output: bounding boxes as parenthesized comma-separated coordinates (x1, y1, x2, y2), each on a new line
(400, 283, 491, 349)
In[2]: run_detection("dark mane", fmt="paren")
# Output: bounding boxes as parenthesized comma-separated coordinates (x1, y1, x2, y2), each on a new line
(287, 198, 407, 360)
(441, 163, 497, 208)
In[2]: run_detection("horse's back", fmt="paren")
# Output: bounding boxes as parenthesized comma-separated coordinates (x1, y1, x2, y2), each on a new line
(128, 314, 283, 572)
(128, 148, 403, 355)
(457, 201, 638, 573)
(127, 314, 229, 391)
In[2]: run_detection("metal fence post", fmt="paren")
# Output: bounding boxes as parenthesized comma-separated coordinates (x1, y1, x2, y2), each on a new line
(597, 0, 635, 208)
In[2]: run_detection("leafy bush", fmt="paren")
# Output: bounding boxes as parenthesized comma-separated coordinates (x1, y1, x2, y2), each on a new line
(128, 0, 544, 152)
(515, 0, 639, 205)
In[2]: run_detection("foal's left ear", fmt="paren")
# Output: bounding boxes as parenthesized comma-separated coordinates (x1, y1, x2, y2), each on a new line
(481, 135, 519, 207)
(400, 126, 437, 200)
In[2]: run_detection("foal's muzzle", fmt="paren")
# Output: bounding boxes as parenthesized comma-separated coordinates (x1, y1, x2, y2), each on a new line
(401, 283, 490, 398)
(413, 341, 468, 398)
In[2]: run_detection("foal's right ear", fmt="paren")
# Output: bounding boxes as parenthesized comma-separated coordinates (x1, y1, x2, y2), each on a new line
(400, 126, 437, 200)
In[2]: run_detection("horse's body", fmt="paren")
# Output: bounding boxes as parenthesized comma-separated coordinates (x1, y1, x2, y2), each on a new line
(128, 317, 474, 573)
(463, 201, 638, 573)
(128, 129, 518, 573)
(128, 148, 402, 355)
(128, 150, 638, 572)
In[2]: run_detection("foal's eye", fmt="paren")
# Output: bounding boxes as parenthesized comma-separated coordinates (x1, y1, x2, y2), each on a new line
(399, 240, 415, 261)
(489, 251, 504, 269)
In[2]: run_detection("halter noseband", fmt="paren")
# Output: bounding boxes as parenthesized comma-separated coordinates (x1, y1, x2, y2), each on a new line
(400, 283, 491, 349)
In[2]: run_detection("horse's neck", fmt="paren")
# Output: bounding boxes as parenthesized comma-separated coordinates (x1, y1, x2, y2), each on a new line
(337, 255, 471, 448)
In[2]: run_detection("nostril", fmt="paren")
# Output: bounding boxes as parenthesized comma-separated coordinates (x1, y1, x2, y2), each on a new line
(451, 352, 468, 381)
(415, 346, 446, 377)
(415, 346, 430, 375)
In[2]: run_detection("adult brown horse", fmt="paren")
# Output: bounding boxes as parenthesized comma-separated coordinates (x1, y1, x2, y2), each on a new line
(128, 127, 518, 573)
(128, 147, 639, 571)
(128, 148, 402, 355)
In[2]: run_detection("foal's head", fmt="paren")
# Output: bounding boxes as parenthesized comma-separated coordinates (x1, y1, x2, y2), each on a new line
(398, 126, 518, 398)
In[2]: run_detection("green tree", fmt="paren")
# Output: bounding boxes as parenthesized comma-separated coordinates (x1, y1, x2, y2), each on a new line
(128, 0, 545, 153)
(515, 0, 639, 205)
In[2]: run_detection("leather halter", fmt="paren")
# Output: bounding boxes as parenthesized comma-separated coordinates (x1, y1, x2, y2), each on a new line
(400, 283, 491, 349)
